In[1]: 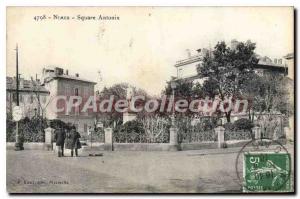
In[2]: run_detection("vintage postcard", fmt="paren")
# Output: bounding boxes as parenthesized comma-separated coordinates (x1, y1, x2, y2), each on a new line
(6, 6, 294, 193)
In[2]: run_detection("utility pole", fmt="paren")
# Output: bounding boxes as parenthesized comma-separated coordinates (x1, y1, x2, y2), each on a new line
(14, 44, 24, 151)
(16, 45, 19, 106)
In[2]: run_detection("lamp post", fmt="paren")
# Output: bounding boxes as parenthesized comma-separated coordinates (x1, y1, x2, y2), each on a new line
(170, 81, 177, 127)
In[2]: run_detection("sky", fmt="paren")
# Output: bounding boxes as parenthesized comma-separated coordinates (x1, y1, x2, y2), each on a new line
(6, 7, 294, 95)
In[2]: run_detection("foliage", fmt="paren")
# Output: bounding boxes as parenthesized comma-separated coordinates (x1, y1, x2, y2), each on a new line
(163, 79, 194, 98)
(49, 119, 69, 129)
(256, 114, 285, 139)
(162, 80, 205, 117)
(224, 122, 235, 132)
(176, 116, 217, 143)
(139, 116, 170, 143)
(233, 118, 254, 131)
(7, 116, 48, 142)
(197, 40, 259, 122)
(113, 117, 170, 143)
(241, 72, 292, 121)
(113, 120, 146, 143)
(98, 83, 152, 125)
(223, 119, 254, 141)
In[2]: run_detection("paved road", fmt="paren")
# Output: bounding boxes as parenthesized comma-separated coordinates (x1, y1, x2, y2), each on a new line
(6, 144, 294, 193)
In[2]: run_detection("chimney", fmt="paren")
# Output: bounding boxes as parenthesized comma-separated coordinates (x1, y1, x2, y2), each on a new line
(274, 58, 277, 64)
(278, 59, 282, 65)
(66, 70, 69, 75)
(55, 67, 64, 76)
(75, 73, 79, 77)
(186, 49, 191, 58)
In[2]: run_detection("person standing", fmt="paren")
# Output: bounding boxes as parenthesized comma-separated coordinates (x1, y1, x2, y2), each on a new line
(54, 126, 66, 157)
(66, 126, 81, 157)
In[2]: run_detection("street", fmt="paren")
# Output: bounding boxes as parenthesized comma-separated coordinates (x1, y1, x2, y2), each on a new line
(7, 145, 294, 193)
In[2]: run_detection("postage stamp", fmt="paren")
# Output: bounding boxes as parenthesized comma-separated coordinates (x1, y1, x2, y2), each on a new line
(243, 152, 291, 192)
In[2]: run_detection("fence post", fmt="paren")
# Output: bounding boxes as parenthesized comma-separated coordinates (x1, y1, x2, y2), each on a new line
(169, 127, 179, 151)
(104, 128, 113, 151)
(252, 126, 261, 140)
(44, 127, 54, 150)
(215, 126, 225, 148)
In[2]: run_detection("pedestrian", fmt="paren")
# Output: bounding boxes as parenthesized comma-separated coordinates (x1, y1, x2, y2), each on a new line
(54, 126, 65, 157)
(65, 126, 81, 157)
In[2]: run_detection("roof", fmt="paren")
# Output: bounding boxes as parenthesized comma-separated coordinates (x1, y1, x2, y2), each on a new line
(174, 54, 202, 67)
(6, 77, 49, 93)
(174, 52, 287, 72)
(44, 74, 97, 84)
(255, 60, 287, 72)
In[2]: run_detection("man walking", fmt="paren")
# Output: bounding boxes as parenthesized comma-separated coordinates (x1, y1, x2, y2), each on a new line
(54, 126, 66, 157)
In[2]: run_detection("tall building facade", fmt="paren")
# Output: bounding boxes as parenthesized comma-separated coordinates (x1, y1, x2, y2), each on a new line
(42, 67, 97, 136)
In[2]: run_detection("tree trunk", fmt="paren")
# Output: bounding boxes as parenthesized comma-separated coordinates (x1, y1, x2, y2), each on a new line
(225, 112, 231, 123)
(248, 109, 251, 120)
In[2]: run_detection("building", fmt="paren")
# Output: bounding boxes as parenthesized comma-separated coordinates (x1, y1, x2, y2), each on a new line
(6, 76, 49, 118)
(172, 40, 292, 127)
(41, 67, 97, 136)
(174, 40, 288, 82)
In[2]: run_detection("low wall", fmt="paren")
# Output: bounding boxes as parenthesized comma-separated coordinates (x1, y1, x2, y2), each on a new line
(56, 142, 177, 151)
(6, 139, 287, 151)
(82, 143, 105, 151)
(180, 142, 217, 150)
(113, 143, 177, 151)
(225, 140, 252, 148)
(6, 142, 46, 150)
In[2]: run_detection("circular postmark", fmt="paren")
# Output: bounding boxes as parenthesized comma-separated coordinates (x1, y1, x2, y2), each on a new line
(235, 137, 291, 192)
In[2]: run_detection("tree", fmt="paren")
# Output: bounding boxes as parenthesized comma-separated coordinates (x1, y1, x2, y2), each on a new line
(197, 40, 259, 122)
(163, 79, 194, 98)
(97, 83, 152, 126)
(162, 79, 205, 117)
(242, 72, 292, 122)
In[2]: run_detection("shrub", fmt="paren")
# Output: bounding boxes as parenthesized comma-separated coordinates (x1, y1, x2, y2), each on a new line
(6, 117, 48, 142)
(49, 119, 69, 129)
(234, 118, 254, 131)
(224, 122, 235, 131)
(121, 120, 145, 134)
(113, 120, 145, 143)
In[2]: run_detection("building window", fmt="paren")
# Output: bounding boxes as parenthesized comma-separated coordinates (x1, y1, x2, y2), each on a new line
(65, 84, 70, 96)
(75, 88, 79, 96)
